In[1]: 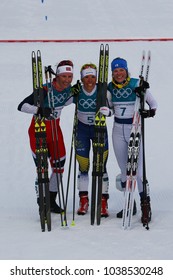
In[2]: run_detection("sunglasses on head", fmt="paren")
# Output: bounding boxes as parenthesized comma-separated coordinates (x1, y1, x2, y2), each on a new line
(80, 63, 97, 71)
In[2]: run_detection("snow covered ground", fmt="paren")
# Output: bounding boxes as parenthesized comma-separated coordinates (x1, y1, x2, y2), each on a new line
(0, 0, 173, 278)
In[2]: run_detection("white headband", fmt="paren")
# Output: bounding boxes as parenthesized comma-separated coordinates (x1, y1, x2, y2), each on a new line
(81, 67, 97, 78)
(56, 65, 73, 75)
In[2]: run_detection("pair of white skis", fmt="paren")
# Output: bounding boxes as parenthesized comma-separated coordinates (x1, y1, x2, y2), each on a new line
(122, 50, 151, 229)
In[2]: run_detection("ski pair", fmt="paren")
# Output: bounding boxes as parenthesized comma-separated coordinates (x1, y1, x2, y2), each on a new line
(91, 44, 109, 225)
(32, 50, 51, 232)
(122, 50, 151, 230)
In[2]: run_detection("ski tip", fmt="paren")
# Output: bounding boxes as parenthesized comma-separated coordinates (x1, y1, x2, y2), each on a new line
(32, 51, 36, 57)
(142, 50, 145, 58)
(148, 50, 151, 61)
(100, 44, 104, 51)
(105, 43, 109, 50)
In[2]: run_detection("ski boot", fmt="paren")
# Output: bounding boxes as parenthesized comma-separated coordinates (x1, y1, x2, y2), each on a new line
(101, 195, 109, 218)
(50, 191, 64, 214)
(77, 192, 89, 215)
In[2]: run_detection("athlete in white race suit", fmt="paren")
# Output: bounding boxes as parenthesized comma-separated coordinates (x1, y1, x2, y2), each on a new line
(100, 57, 157, 222)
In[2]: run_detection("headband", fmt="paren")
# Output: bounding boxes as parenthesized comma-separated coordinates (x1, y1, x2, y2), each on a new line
(81, 67, 97, 78)
(56, 65, 73, 75)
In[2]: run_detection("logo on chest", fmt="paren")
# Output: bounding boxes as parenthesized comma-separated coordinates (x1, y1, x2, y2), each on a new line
(113, 87, 133, 99)
(51, 92, 68, 104)
(79, 98, 96, 109)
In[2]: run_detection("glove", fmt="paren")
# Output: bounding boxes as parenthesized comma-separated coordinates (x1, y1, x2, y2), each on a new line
(37, 107, 52, 118)
(134, 80, 150, 97)
(139, 109, 156, 118)
(99, 106, 110, 117)
(71, 80, 81, 95)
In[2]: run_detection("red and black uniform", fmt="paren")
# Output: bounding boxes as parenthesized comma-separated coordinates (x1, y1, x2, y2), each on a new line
(18, 80, 72, 192)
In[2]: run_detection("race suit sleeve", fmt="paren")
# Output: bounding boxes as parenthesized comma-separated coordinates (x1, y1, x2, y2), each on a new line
(17, 89, 47, 115)
(145, 90, 158, 110)
(106, 90, 114, 115)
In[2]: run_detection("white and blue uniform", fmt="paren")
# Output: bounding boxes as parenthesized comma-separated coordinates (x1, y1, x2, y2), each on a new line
(107, 78, 157, 195)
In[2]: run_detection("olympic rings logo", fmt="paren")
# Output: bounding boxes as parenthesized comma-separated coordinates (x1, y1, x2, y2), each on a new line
(113, 87, 132, 98)
(51, 92, 69, 104)
(79, 98, 96, 109)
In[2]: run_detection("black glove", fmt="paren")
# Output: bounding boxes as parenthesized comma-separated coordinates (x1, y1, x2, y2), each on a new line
(71, 80, 81, 95)
(134, 81, 150, 97)
(139, 109, 156, 118)
(37, 107, 52, 118)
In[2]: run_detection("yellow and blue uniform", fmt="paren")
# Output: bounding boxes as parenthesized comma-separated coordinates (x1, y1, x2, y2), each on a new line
(74, 84, 109, 195)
